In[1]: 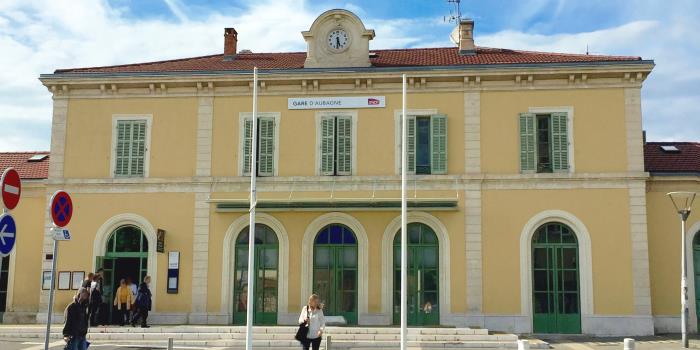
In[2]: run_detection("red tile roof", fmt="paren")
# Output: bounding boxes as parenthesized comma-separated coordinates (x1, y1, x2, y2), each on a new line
(0, 152, 50, 180)
(54, 47, 642, 74)
(644, 142, 700, 175)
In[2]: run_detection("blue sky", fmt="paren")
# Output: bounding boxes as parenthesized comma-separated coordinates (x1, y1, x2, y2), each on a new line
(0, 0, 698, 151)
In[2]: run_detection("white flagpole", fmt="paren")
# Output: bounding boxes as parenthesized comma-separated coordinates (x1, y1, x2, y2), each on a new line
(400, 73, 408, 350)
(245, 67, 258, 350)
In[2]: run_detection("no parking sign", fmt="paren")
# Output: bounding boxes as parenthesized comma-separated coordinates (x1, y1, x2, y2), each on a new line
(50, 190, 73, 228)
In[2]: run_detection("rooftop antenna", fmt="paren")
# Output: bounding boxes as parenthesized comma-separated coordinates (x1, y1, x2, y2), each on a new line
(446, 0, 463, 45)
(445, 0, 462, 23)
(586, 44, 590, 55)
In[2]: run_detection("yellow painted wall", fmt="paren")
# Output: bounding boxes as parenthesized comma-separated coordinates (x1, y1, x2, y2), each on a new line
(646, 180, 700, 315)
(64, 98, 198, 178)
(48, 192, 195, 313)
(206, 193, 466, 316)
(7, 184, 46, 313)
(212, 93, 464, 177)
(480, 88, 628, 174)
(482, 188, 635, 315)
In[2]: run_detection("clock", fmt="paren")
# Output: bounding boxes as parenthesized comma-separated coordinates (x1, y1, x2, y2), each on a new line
(327, 29, 349, 51)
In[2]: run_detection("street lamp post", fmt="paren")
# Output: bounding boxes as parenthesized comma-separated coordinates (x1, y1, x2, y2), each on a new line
(668, 191, 697, 349)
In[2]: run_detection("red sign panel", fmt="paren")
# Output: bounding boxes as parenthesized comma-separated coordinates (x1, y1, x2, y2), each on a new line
(50, 191, 73, 227)
(1, 168, 21, 210)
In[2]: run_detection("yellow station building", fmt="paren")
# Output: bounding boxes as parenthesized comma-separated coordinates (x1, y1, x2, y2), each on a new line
(0, 9, 699, 336)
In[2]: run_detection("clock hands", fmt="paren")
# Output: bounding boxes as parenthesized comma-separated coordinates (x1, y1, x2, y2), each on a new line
(336, 36, 341, 49)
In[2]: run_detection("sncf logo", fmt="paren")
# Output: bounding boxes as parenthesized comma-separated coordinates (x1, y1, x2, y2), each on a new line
(367, 98, 380, 105)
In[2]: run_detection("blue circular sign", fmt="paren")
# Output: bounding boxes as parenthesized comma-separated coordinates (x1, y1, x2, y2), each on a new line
(0, 213, 16, 257)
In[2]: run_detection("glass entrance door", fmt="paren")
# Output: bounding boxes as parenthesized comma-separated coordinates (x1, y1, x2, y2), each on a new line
(532, 223, 581, 334)
(313, 224, 358, 325)
(393, 223, 440, 326)
(233, 224, 278, 325)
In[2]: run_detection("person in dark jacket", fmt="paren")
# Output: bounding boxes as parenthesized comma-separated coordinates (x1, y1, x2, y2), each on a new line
(131, 275, 152, 328)
(88, 272, 102, 326)
(63, 289, 89, 350)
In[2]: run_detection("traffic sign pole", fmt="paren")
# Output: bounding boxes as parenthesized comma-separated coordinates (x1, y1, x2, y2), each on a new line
(44, 190, 73, 350)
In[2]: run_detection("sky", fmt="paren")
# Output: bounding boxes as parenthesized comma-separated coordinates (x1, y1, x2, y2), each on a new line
(0, 0, 698, 151)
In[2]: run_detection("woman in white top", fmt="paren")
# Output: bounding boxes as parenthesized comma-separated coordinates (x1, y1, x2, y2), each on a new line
(298, 294, 326, 350)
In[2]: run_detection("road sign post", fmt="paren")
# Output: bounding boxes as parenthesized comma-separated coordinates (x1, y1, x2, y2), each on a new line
(44, 190, 73, 350)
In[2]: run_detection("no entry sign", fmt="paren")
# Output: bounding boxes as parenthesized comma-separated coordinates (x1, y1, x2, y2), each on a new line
(1, 168, 21, 210)
(50, 191, 73, 227)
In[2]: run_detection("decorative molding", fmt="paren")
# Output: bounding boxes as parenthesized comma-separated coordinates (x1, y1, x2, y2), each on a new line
(48, 98, 69, 179)
(300, 212, 369, 323)
(628, 181, 653, 316)
(624, 88, 645, 172)
(91, 213, 159, 311)
(464, 187, 483, 314)
(190, 192, 211, 322)
(519, 209, 593, 334)
(195, 97, 214, 177)
(220, 213, 290, 324)
(464, 92, 480, 173)
(381, 212, 451, 325)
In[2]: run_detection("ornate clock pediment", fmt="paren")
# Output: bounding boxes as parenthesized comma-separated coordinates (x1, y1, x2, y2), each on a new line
(302, 9, 375, 68)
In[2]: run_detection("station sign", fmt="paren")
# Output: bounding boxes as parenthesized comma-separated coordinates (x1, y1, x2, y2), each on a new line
(288, 96, 385, 109)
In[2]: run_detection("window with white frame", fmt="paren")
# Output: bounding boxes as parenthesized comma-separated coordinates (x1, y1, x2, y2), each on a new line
(240, 113, 279, 177)
(397, 113, 448, 175)
(318, 114, 354, 176)
(519, 112, 569, 173)
(114, 118, 149, 177)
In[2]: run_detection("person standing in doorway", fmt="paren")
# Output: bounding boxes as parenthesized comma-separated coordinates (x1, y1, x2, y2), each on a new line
(63, 289, 89, 350)
(127, 277, 138, 323)
(131, 275, 152, 328)
(298, 294, 325, 350)
(88, 273, 102, 326)
(79, 273, 93, 295)
(113, 279, 132, 326)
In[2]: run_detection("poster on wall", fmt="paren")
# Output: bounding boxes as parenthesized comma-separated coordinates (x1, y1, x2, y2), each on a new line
(41, 271, 52, 290)
(58, 271, 71, 290)
(71, 271, 85, 290)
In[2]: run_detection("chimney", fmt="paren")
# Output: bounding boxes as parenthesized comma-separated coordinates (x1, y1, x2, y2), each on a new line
(458, 19, 476, 56)
(224, 27, 238, 59)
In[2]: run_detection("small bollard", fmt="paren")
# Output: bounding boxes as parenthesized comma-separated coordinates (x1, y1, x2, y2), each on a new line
(167, 337, 174, 350)
(326, 335, 332, 350)
(623, 338, 635, 350)
(517, 339, 530, 350)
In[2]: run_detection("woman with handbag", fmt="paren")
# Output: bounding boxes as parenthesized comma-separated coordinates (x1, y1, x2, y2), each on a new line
(296, 294, 326, 350)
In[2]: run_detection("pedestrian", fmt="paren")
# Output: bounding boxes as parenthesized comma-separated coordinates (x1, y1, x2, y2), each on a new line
(78, 273, 93, 295)
(127, 277, 137, 323)
(113, 279, 132, 326)
(88, 273, 102, 326)
(131, 275, 152, 328)
(63, 289, 90, 350)
(298, 294, 325, 350)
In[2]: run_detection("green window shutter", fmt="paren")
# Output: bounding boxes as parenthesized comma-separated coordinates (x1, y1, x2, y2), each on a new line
(258, 117, 275, 176)
(131, 121, 146, 176)
(519, 113, 536, 172)
(550, 112, 569, 172)
(115, 121, 129, 176)
(320, 116, 335, 175)
(243, 118, 253, 175)
(406, 116, 416, 173)
(430, 114, 448, 174)
(336, 116, 352, 175)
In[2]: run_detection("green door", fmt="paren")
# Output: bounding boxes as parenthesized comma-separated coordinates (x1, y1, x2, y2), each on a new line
(692, 234, 700, 331)
(393, 223, 440, 326)
(313, 224, 358, 325)
(532, 223, 581, 334)
(0, 255, 10, 318)
(233, 224, 278, 325)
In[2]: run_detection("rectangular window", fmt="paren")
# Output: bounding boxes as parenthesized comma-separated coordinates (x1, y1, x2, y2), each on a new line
(320, 115, 353, 175)
(519, 112, 569, 173)
(114, 119, 147, 177)
(401, 114, 447, 175)
(243, 117, 276, 177)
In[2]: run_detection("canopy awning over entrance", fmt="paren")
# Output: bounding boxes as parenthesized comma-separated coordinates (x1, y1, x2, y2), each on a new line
(211, 198, 458, 212)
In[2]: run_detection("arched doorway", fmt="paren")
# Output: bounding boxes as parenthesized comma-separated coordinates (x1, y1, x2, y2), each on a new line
(233, 224, 278, 325)
(532, 222, 581, 334)
(313, 224, 358, 325)
(96, 225, 148, 324)
(392, 223, 439, 326)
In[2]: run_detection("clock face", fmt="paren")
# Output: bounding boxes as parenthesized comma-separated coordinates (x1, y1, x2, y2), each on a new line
(327, 29, 349, 51)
